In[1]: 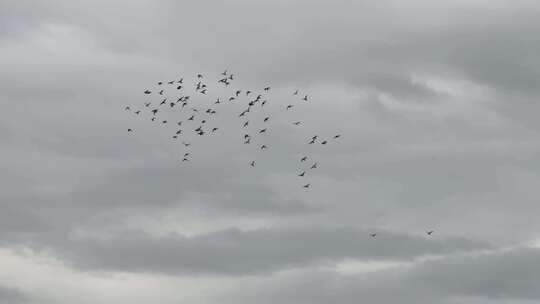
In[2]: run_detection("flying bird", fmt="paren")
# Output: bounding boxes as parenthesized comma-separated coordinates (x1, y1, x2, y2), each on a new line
(127, 128, 133, 132)
(298, 171, 306, 177)
(250, 161, 255, 167)
(303, 183, 310, 188)
(259, 128, 267, 134)
(144, 90, 151, 94)
(124, 106, 131, 111)
(334, 134, 341, 139)
(260, 145, 268, 150)
(300, 156, 308, 162)
(286, 105, 294, 110)
(263, 117, 270, 122)
(427, 230, 434, 236)
(293, 121, 301, 125)
(310, 162, 318, 169)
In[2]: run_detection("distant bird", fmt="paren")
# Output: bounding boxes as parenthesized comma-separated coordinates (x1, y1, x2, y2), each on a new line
(160, 99, 166, 106)
(293, 90, 299, 95)
(151, 117, 156, 121)
(125, 106, 131, 111)
(172, 135, 178, 139)
(259, 128, 267, 134)
(302, 95, 308, 101)
(158, 81, 163, 85)
(177, 121, 183, 126)
(260, 145, 268, 150)
(334, 134, 341, 139)
(176, 130, 182, 135)
(159, 90, 164, 95)
(201, 120, 206, 124)
(134, 110, 141, 115)
(293, 121, 301, 126)
(162, 120, 167, 124)
(188, 115, 195, 121)
(177, 78, 183, 83)
(170, 102, 175, 108)
(246, 90, 251, 95)
(286, 105, 294, 110)
(264, 86, 270, 91)
(370, 233, 377, 238)
(183, 142, 190, 147)
(215, 98, 221, 104)
(182, 158, 189, 162)
(168, 81, 174, 84)
(229, 97, 235, 102)
(144, 102, 151, 107)
(212, 127, 218, 132)
(144, 90, 151, 94)
(236, 90, 241, 97)
(263, 117, 270, 122)
(228, 74, 234, 80)
(197, 74, 203, 78)
(310, 162, 318, 169)
(151, 109, 158, 115)
(261, 100, 267, 107)
(321, 140, 328, 145)
(250, 160, 255, 167)
(177, 85, 183, 90)
(300, 156, 308, 162)
(244, 138, 251, 144)
(303, 183, 310, 188)
(298, 171, 305, 177)
(427, 230, 434, 236)
(127, 128, 133, 132)
(200, 89, 207, 94)
(184, 153, 189, 157)
(243, 121, 249, 128)
(244, 134, 251, 139)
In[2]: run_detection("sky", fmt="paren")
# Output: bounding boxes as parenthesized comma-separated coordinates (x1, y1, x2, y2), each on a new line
(1, 0, 540, 303)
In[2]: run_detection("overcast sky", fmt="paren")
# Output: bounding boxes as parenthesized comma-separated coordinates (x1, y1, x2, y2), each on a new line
(1, 0, 540, 303)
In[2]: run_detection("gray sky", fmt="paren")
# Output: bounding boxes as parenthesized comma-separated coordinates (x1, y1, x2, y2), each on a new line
(1, 0, 540, 303)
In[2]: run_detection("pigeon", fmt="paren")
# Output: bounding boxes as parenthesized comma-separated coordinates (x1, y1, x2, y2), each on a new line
(212, 127, 218, 132)
(321, 140, 328, 145)
(162, 120, 167, 124)
(177, 85, 183, 90)
(151, 109, 158, 115)
(188, 115, 195, 121)
(158, 81, 163, 85)
(246, 90, 251, 95)
(236, 90, 241, 97)
(159, 90, 164, 95)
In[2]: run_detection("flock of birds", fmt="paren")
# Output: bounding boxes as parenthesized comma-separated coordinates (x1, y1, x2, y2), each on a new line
(124, 70, 435, 238)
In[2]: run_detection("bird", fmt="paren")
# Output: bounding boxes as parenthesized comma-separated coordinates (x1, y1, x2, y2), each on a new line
(160, 99, 166, 106)
(293, 121, 301, 126)
(321, 140, 328, 145)
(151, 109, 158, 115)
(260, 145, 268, 150)
(243, 121, 249, 128)
(158, 81, 163, 85)
(370, 233, 377, 238)
(215, 98, 221, 104)
(228, 74, 234, 80)
(212, 127, 218, 132)
(244, 138, 251, 144)
(334, 134, 341, 139)
(197, 74, 203, 79)
(298, 171, 305, 177)
(222, 69, 227, 76)
(286, 105, 294, 110)
(293, 90, 299, 95)
(177, 85, 183, 90)
(134, 110, 141, 115)
(144, 102, 151, 107)
(263, 117, 270, 122)
(246, 90, 251, 95)
(182, 142, 190, 147)
(302, 95, 308, 101)
(427, 230, 434, 236)
(303, 183, 310, 188)
(172, 135, 178, 139)
(177, 78, 183, 83)
(184, 153, 190, 157)
(177, 121, 183, 126)
(300, 156, 308, 162)
(159, 90, 164, 95)
(188, 115, 195, 121)
(236, 90, 241, 96)
(144, 90, 151, 94)
(200, 89, 207, 94)
(127, 128, 133, 132)
(151, 117, 156, 121)
(229, 97, 235, 102)
(259, 128, 267, 134)
(261, 100, 267, 107)
(125, 106, 131, 111)
(168, 80, 174, 85)
(162, 120, 167, 124)
(250, 161, 255, 167)
(182, 158, 189, 162)
(170, 102, 175, 108)
(310, 162, 318, 169)
(264, 86, 270, 91)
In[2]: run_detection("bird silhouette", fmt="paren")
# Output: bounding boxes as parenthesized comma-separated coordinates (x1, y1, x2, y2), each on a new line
(310, 162, 318, 169)
(144, 90, 151, 94)
(212, 127, 218, 132)
(260, 145, 268, 150)
(250, 160, 255, 167)
(183, 142, 190, 147)
(293, 121, 301, 125)
(300, 156, 308, 162)
(370, 233, 377, 238)
(321, 140, 328, 145)
(286, 105, 294, 110)
(263, 117, 270, 122)
(302, 95, 308, 101)
(293, 90, 299, 95)
(334, 134, 341, 139)
(134, 110, 141, 115)
(159, 90, 164, 95)
(177, 85, 183, 90)
(144, 102, 151, 107)
(243, 121, 249, 128)
(125, 106, 131, 111)
(259, 128, 267, 133)
(298, 171, 306, 177)
(303, 183, 310, 188)
(127, 128, 133, 132)
(427, 230, 434, 235)
(264, 86, 271, 91)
